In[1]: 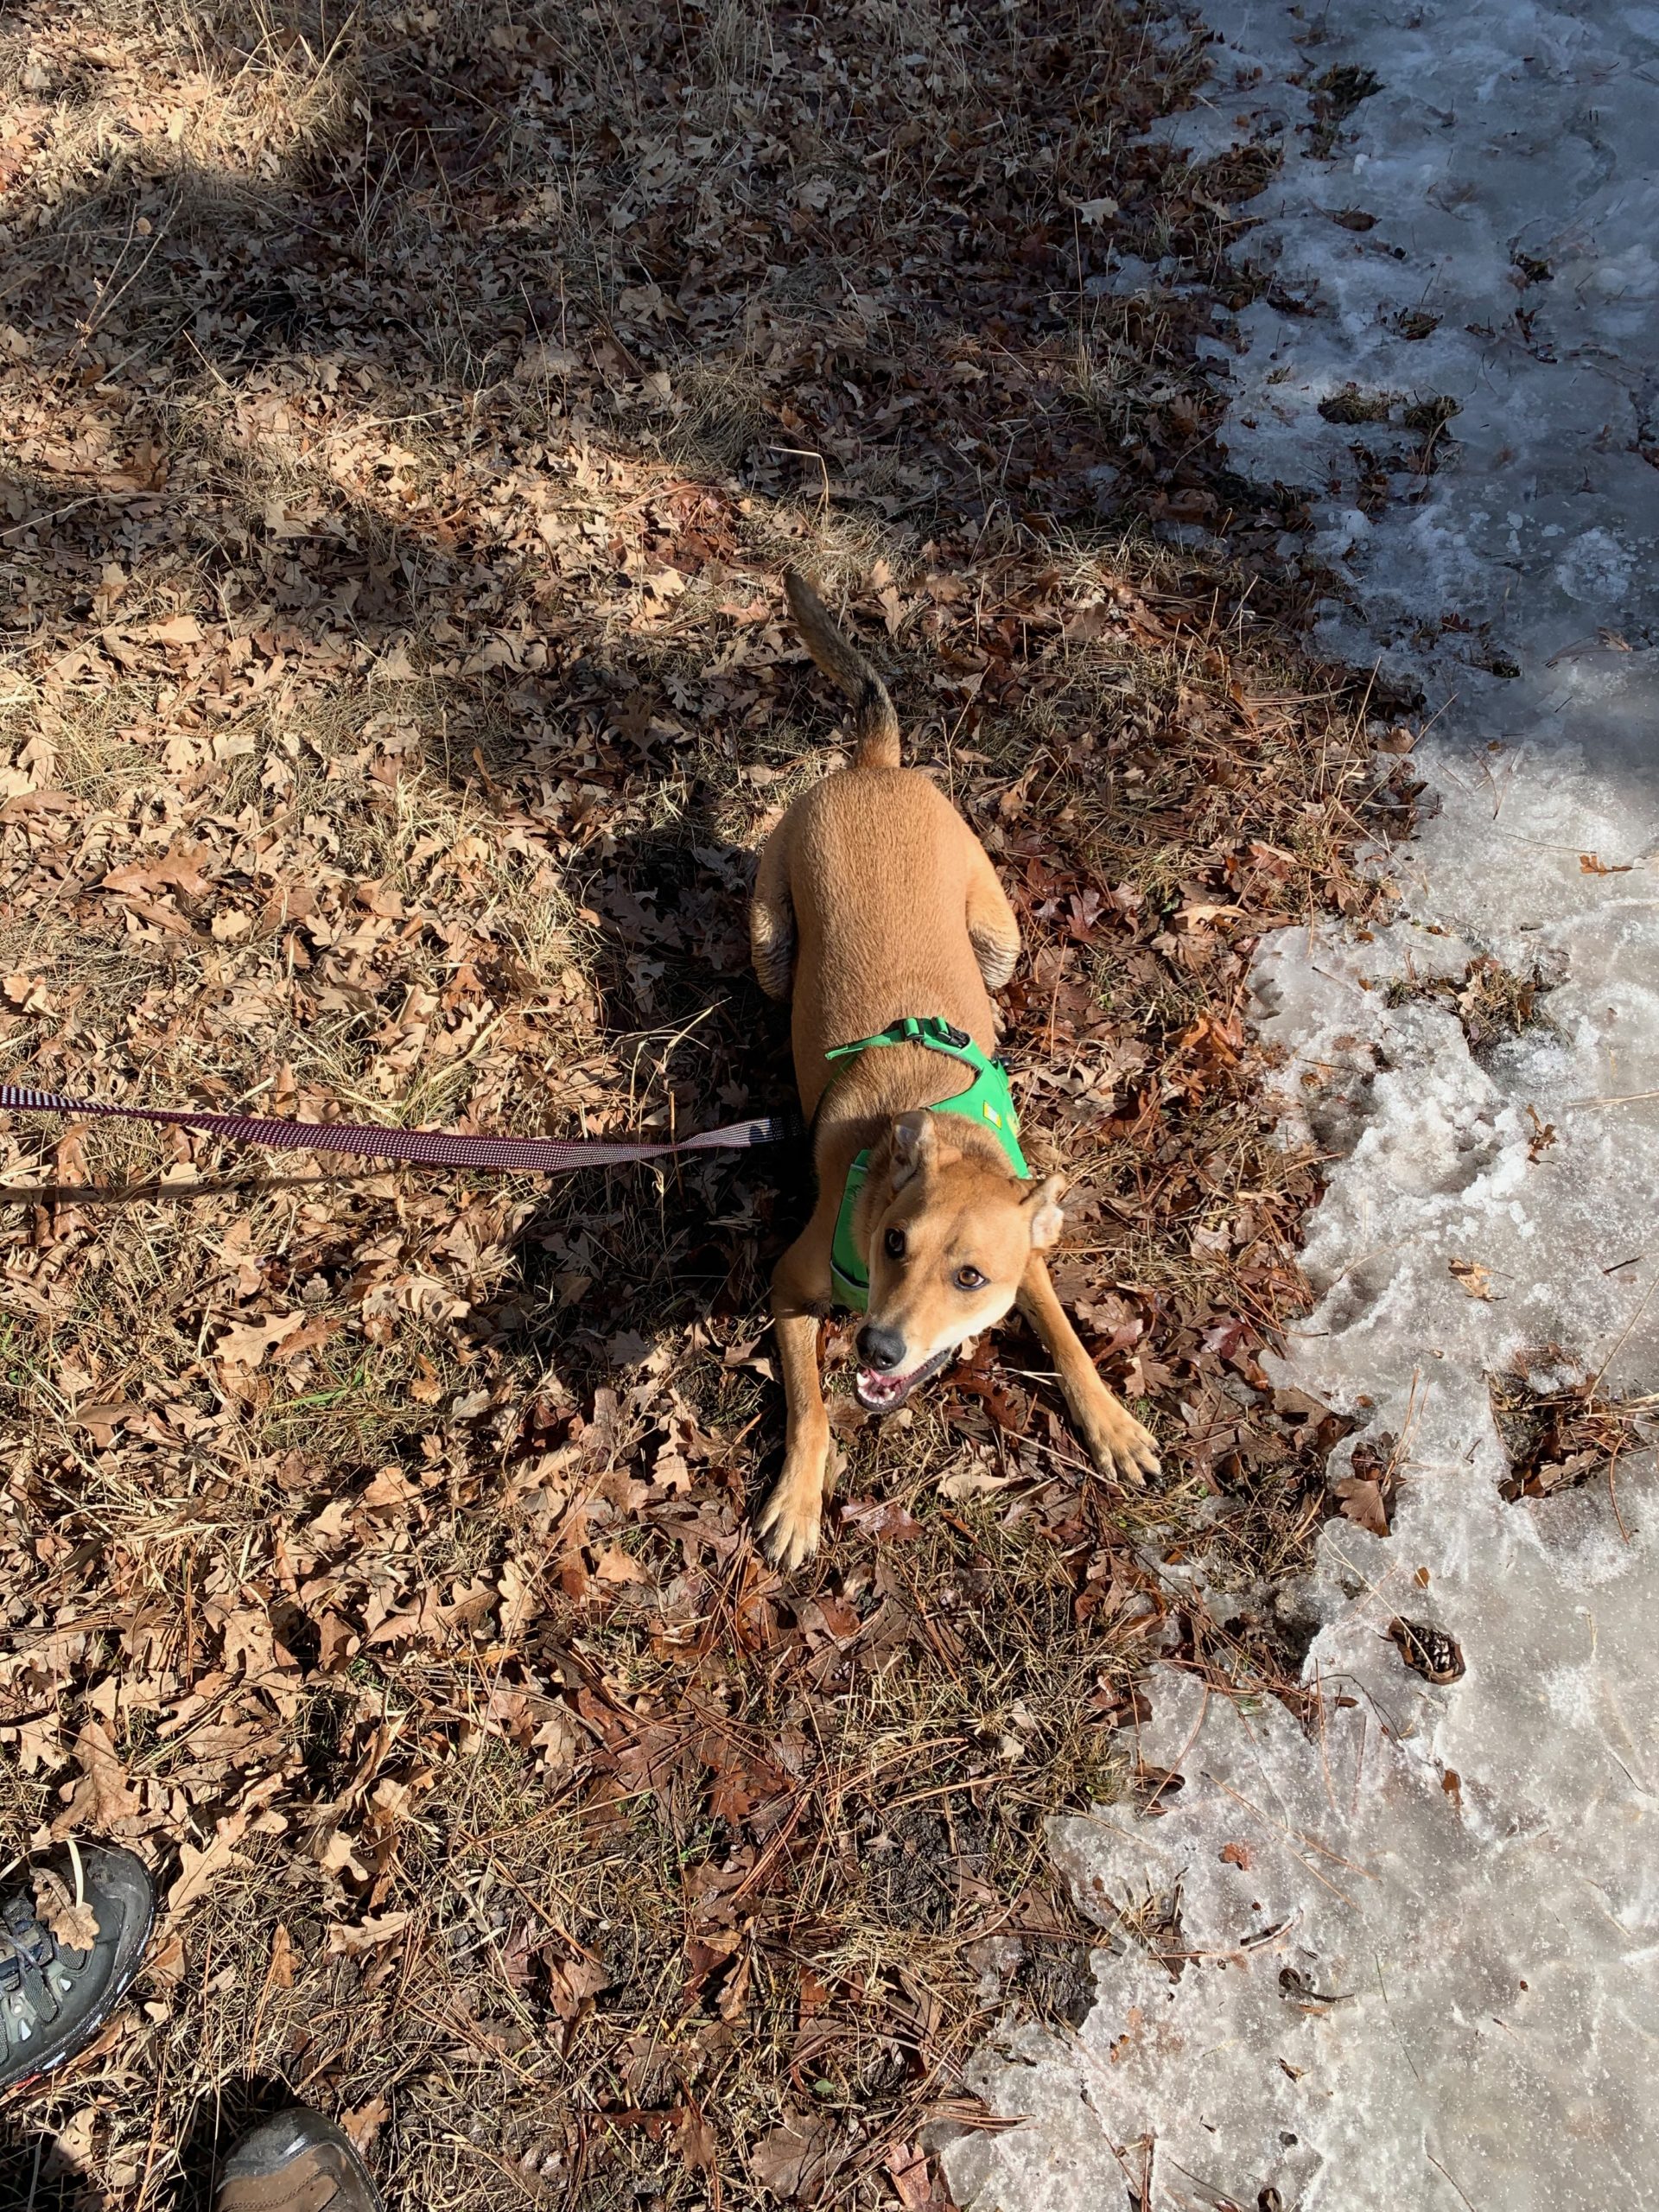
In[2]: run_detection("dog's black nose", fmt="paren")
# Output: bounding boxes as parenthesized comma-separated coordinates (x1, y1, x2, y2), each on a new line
(857, 1324, 906, 1372)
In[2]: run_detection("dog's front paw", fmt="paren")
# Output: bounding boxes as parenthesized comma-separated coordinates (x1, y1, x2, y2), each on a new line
(1081, 1401, 1161, 1488)
(755, 1483, 823, 1572)
(754, 1453, 829, 1572)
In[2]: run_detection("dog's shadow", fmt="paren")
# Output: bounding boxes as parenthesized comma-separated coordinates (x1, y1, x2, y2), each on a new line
(480, 794, 808, 1443)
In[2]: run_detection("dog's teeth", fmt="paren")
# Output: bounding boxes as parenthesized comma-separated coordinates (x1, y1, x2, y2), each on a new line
(858, 1367, 906, 1407)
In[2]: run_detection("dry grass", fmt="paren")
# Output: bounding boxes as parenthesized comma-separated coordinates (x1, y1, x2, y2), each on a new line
(0, 1, 1407, 2205)
(1383, 950, 1555, 1060)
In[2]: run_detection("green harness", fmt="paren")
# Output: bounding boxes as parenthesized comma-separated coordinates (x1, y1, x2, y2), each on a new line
(825, 1015, 1029, 1313)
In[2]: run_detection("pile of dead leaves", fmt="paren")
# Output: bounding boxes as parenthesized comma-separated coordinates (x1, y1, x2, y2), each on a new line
(1385, 951, 1554, 1060)
(0, 1, 1407, 2205)
(1489, 1366, 1652, 1509)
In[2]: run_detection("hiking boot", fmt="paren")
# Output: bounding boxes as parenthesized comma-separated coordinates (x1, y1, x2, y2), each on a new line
(218, 2109, 385, 2212)
(0, 1844, 156, 2088)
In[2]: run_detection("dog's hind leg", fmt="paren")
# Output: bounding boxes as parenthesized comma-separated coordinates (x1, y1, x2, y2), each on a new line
(965, 842, 1020, 992)
(1017, 1253, 1160, 1485)
(754, 1202, 837, 1569)
(750, 826, 796, 1002)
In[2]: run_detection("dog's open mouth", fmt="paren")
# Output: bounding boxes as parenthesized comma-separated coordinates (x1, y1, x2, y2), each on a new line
(855, 1347, 952, 1413)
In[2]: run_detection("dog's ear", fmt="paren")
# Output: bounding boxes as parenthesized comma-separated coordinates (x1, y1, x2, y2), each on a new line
(1021, 1174, 1065, 1249)
(889, 1110, 937, 1189)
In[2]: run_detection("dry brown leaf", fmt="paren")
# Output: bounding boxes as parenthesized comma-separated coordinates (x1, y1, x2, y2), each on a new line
(1332, 1474, 1392, 1537)
(101, 849, 212, 897)
(326, 1911, 413, 1956)
(166, 1815, 248, 1920)
(938, 1465, 1013, 1500)
(147, 1933, 186, 1988)
(52, 1719, 142, 1837)
(498, 1554, 537, 1639)
(70, 1402, 140, 1433)
(33, 1867, 99, 1951)
(341, 2094, 391, 2150)
(594, 1543, 648, 1584)
(315, 1611, 359, 1672)
(883, 2143, 938, 2209)
(545, 1954, 610, 2018)
(750, 2113, 835, 2203)
(268, 1923, 296, 1990)
(677, 2104, 718, 2176)
(309, 1827, 371, 1882)
(269, 1315, 342, 1364)
(2, 972, 53, 1014)
(839, 1497, 925, 1542)
(1063, 601, 1114, 643)
(213, 1313, 308, 1370)
(361, 1465, 420, 1506)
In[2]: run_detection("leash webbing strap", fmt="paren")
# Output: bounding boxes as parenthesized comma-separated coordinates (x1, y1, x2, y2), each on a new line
(0, 1085, 785, 1174)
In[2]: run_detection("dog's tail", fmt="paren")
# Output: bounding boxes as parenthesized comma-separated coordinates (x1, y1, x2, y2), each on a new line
(783, 566, 901, 769)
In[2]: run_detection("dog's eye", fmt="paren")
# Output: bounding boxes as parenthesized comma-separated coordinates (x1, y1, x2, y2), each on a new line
(954, 1264, 986, 1292)
(884, 1228, 906, 1260)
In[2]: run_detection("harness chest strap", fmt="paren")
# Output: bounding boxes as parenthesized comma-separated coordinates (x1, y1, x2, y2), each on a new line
(825, 1016, 1029, 1313)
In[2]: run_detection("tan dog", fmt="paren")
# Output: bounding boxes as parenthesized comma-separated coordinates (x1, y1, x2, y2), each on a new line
(750, 569, 1160, 1569)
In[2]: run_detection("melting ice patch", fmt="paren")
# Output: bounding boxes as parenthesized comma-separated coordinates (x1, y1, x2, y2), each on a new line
(949, 2, 1659, 2206)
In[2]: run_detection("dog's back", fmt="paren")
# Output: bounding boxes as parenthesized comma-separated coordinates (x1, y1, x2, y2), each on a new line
(783, 770, 993, 1108)
(760, 572, 1001, 1116)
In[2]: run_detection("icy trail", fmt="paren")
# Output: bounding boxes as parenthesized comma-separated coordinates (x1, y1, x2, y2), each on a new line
(946, 4, 1659, 2207)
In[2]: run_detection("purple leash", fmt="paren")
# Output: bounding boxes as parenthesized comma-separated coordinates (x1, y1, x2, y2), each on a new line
(0, 1085, 785, 1174)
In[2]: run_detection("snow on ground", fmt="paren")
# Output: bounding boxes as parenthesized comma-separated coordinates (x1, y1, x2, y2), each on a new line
(946, 4, 1659, 2206)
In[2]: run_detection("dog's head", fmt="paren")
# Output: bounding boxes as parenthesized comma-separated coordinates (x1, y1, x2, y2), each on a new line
(853, 1110, 1063, 1412)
